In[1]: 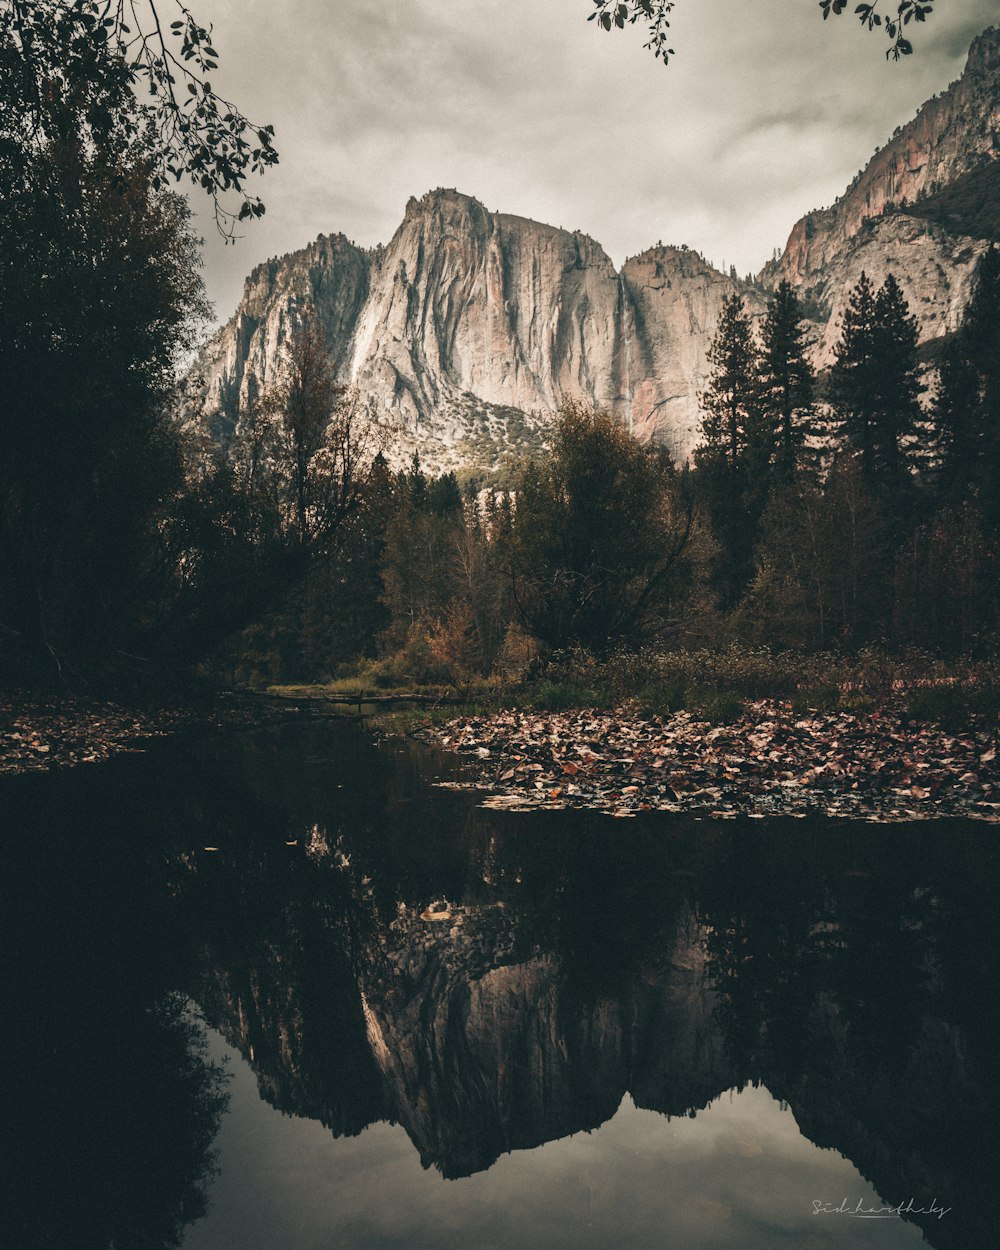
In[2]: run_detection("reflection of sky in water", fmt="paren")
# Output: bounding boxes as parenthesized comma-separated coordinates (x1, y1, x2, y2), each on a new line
(185, 1029, 926, 1250)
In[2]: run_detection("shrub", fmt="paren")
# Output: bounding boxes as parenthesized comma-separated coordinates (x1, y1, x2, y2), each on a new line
(791, 684, 841, 714)
(906, 684, 971, 729)
(687, 687, 744, 723)
(523, 680, 611, 711)
(636, 681, 688, 719)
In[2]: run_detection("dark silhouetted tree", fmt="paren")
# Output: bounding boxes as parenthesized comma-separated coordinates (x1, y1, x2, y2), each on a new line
(0, 135, 208, 674)
(695, 295, 767, 606)
(510, 403, 693, 653)
(760, 280, 816, 482)
(697, 294, 763, 471)
(829, 271, 922, 493)
(933, 246, 1000, 527)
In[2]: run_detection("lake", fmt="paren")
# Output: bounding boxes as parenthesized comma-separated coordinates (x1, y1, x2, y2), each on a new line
(2, 718, 997, 1250)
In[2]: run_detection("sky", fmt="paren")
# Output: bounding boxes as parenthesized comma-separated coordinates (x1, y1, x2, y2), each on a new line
(190, 0, 998, 324)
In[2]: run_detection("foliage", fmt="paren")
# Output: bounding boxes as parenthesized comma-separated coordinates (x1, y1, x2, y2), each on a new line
(588, 1, 674, 64)
(163, 317, 383, 668)
(828, 271, 923, 493)
(1, 0, 277, 233)
(892, 504, 998, 654)
(509, 403, 694, 654)
(0, 131, 209, 677)
(695, 287, 814, 607)
(932, 247, 1000, 527)
(819, 0, 933, 60)
(591, 0, 936, 65)
(906, 164, 1000, 242)
(697, 294, 763, 471)
(760, 281, 816, 482)
(737, 464, 889, 649)
(523, 680, 613, 711)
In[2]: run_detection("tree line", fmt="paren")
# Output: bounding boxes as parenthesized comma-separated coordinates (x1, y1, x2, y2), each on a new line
(227, 249, 1000, 688)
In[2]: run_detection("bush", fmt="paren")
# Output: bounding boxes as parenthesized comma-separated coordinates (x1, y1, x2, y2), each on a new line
(791, 684, 841, 714)
(523, 680, 611, 711)
(635, 681, 688, 719)
(906, 684, 971, 729)
(687, 687, 744, 723)
(359, 624, 458, 689)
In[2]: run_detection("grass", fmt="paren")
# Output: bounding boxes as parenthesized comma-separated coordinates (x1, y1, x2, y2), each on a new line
(367, 701, 497, 735)
(261, 644, 1000, 732)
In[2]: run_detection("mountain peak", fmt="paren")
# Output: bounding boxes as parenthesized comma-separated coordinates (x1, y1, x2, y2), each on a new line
(404, 187, 488, 218)
(967, 25, 1000, 72)
(191, 28, 997, 474)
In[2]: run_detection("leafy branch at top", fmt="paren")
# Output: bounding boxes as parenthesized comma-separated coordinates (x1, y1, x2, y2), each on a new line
(588, 1, 675, 65)
(820, 0, 934, 60)
(590, 0, 935, 65)
(2, 0, 278, 236)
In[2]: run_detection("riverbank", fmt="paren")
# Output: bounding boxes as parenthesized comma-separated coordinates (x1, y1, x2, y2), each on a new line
(418, 701, 1000, 821)
(0, 694, 298, 776)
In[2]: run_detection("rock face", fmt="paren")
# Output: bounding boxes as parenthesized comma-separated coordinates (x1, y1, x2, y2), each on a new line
(764, 27, 1000, 290)
(192, 194, 754, 468)
(191, 26, 999, 469)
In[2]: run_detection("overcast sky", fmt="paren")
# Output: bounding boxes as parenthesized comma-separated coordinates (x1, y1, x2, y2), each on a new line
(191, 0, 997, 323)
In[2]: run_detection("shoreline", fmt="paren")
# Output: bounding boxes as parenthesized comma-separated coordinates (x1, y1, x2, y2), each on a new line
(0, 694, 302, 776)
(7, 692, 1000, 825)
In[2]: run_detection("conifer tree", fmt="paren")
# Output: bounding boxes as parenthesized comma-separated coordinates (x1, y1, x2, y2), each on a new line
(933, 247, 1000, 525)
(696, 295, 765, 607)
(698, 294, 763, 471)
(828, 271, 880, 473)
(760, 280, 815, 482)
(872, 273, 923, 482)
(829, 271, 922, 490)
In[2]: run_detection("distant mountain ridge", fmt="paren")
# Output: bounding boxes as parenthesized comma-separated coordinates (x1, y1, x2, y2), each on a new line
(189, 26, 1000, 470)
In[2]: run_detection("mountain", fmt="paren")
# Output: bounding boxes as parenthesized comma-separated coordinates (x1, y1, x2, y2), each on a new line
(189, 26, 1000, 470)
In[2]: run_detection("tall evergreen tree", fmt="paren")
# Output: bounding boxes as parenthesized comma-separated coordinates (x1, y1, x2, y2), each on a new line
(760, 280, 815, 482)
(872, 273, 923, 482)
(829, 271, 922, 491)
(696, 294, 766, 607)
(698, 294, 763, 470)
(933, 247, 1000, 525)
(829, 272, 880, 474)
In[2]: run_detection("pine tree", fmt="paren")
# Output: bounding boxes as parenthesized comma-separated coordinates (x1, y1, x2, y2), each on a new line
(829, 272, 922, 491)
(933, 246, 1000, 525)
(829, 271, 880, 474)
(696, 295, 765, 607)
(698, 294, 763, 470)
(760, 280, 815, 482)
(872, 273, 923, 483)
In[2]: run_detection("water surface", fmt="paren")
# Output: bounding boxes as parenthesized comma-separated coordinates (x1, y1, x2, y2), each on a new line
(2, 719, 997, 1249)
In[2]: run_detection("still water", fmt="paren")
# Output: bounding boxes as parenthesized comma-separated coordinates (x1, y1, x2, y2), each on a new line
(2, 719, 997, 1250)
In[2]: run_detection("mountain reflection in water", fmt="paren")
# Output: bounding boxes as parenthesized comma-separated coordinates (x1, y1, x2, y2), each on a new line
(2, 720, 998, 1250)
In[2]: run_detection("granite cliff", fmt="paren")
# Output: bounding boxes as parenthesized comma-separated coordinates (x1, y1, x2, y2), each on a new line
(190, 26, 999, 469)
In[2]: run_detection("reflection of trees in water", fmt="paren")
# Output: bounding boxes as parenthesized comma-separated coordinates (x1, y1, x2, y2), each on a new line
(1, 770, 231, 1250)
(177, 768, 1000, 1248)
(3, 987, 229, 1250)
(9, 996, 228, 1250)
(694, 826, 1000, 1250)
(693, 828, 982, 1082)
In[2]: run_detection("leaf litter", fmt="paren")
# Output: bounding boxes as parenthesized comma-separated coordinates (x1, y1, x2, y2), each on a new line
(422, 702, 1000, 823)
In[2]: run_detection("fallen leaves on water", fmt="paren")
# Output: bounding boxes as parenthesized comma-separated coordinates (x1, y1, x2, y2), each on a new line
(0, 695, 285, 776)
(419, 701, 1000, 823)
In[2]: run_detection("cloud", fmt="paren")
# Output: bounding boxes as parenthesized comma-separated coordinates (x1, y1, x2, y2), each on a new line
(190, 0, 998, 320)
